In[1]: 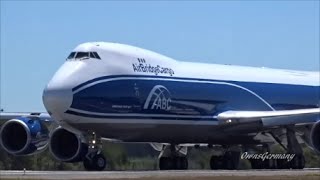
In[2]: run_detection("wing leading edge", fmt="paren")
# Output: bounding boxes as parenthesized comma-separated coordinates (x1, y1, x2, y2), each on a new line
(217, 108, 320, 126)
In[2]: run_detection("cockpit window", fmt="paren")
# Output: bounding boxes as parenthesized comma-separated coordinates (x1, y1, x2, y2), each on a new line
(89, 52, 96, 59)
(67, 51, 101, 61)
(67, 52, 76, 59)
(93, 52, 101, 59)
(89, 52, 101, 59)
(75, 52, 89, 59)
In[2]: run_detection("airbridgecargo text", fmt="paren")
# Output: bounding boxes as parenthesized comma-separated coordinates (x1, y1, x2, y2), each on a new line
(132, 58, 174, 76)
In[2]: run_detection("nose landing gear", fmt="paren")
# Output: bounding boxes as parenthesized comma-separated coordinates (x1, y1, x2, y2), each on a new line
(83, 132, 107, 171)
(83, 153, 107, 171)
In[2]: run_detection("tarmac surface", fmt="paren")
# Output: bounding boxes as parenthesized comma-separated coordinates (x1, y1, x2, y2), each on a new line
(0, 169, 320, 180)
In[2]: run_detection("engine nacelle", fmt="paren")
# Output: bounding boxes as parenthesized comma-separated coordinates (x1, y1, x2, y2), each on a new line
(49, 128, 88, 162)
(311, 120, 320, 153)
(0, 118, 49, 155)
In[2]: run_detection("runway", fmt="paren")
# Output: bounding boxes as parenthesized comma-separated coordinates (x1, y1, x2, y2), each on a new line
(1, 169, 320, 180)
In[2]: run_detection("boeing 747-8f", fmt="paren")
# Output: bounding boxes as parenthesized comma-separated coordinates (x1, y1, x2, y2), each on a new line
(1, 42, 319, 170)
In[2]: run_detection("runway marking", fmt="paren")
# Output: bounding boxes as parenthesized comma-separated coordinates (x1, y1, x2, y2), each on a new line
(0, 169, 320, 180)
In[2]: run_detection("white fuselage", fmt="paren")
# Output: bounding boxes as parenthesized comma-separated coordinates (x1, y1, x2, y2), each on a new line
(42, 42, 319, 143)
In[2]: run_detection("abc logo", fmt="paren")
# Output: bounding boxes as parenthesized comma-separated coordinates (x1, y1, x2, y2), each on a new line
(144, 85, 172, 110)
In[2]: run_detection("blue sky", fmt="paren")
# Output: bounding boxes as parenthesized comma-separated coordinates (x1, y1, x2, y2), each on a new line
(1, 1, 319, 112)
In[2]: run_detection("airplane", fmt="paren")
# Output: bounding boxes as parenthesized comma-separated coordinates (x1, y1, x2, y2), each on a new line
(0, 42, 319, 171)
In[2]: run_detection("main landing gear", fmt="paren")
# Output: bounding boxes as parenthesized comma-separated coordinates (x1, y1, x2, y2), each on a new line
(248, 144, 277, 169)
(159, 145, 188, 170)
(249, 127, 305, 169)
(83, 132, 107, 171)
(210, 150, 241, 170)
(159, 156, 188, 170)
(285, 126, 305, 169)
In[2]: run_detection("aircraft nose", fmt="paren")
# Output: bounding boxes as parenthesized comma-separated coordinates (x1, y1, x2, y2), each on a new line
(42, 80, 73, 117)
(42, 61, 84, 118)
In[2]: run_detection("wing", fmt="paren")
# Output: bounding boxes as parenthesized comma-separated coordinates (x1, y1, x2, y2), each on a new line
(173, 108, 319, 150)
(216, 108, 320, 127)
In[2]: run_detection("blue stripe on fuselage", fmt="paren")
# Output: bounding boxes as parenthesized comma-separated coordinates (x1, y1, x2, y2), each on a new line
(65, 110, 218, 121)
(70, 75, 319, 116)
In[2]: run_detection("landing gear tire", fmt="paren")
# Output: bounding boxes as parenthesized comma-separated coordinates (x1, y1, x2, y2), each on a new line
(210, 151, 239, 170)
(250, 159, 261, 169)
(83, 158, 94, 171)
(93, 154, 107, 171)
(290, 154, 305, 169)
(276, 159, 290, 169)
(250, 159, 276, 169)
(159, 157, 188, 170)
(83, 153, 107, 171)
(224, 151, 239, 170)
(210, 156, 224, 170)
(176, 157, 188, 170)
(276, 155, 304, 169)
(159, 157, 174, 170)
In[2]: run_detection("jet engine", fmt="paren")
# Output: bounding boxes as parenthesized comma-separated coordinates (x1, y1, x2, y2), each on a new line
(49, 128, 88, 162)
(311, 120, 320, 153)
(0, 118, 49, 155)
